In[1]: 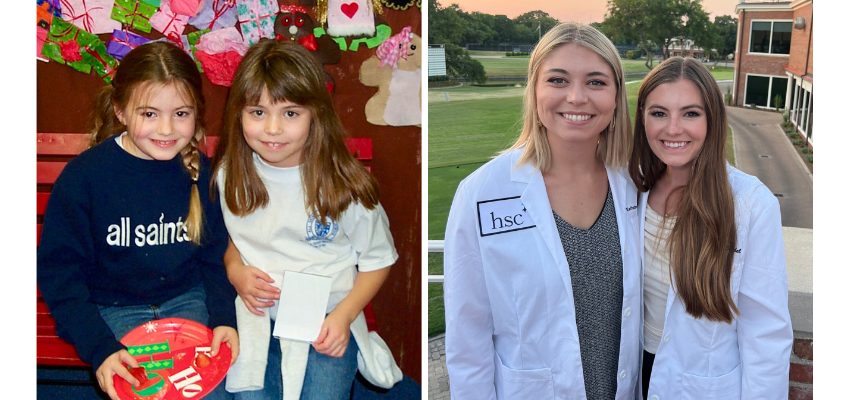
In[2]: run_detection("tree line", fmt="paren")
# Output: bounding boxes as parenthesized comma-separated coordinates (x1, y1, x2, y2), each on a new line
(429, 0, 738, 82)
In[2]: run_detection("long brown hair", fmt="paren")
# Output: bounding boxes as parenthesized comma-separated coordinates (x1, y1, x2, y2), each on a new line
(90, 41, 207, 244)
(212, 39, 378, 221)
(504, 21, 632, 171)
(629, 57, 738, 323)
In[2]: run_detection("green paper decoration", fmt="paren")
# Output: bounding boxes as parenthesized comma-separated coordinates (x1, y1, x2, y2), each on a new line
(111, 0, 158, 33)
(41, 18, 96, 74)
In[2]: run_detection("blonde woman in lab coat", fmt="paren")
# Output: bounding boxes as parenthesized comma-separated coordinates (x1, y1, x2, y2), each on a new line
(444, 22, 642, 399)
(629, 57, 792, 399)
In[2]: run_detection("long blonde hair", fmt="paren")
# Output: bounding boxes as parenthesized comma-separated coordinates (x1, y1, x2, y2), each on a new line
(90, 41, 207, 244)
(629, 57, 738, 323)
(212, 39, 379, 222)
(505, 21, 632, 171)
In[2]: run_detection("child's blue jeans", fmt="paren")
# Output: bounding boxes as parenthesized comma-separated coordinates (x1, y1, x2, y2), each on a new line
(233, 319, 359, 400)
(97, 285, 233, 400)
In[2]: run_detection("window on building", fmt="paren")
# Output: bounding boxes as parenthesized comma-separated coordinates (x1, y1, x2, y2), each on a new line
(750, 21, 792, 54)
(745, 75, 788, 108)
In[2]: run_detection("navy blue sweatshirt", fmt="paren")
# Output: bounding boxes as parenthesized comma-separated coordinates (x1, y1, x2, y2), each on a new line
(36, 135, 237, 372)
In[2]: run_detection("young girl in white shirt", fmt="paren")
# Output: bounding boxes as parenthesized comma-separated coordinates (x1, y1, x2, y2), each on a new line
(211, 39, 401, 400)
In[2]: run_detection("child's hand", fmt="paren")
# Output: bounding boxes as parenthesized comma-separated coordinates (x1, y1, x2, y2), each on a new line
(312, 311, 353, 358)
(227, 263, 280, 316)
(96, 349, 140, 400)
(211, 326, 239, 365)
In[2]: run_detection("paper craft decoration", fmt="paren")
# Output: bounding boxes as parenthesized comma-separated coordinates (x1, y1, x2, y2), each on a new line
(193, 27, 247, 86)
(38, 0, 62, 19)
(359, 27, 421, 126)
(275, 5, 339, 64)
(380, 0, 418, 10)
(184, 28, 211, 72)
(150, 0, 190, 41)
(60, 0, 124, 34)
(321, 0, 379, 37)
(111, 0, 158, 33)
(81, 39, 119, 82)
(169, 0, 202, 17)
(107, 29, 150, 59)
(189, 0, 238, 31)
(37, 3, 55, 61)
(235, 0, 279, 47)
(111, 318, 231, 400)
(107, 29, 148, 59)
(41, 17, 96, 74)
(272, 271, 332, 343)
(140, 0, 161, 7)
(37, 3, 54, 28)
(37, 26, 50, 62)
(346, 23, 390, 51)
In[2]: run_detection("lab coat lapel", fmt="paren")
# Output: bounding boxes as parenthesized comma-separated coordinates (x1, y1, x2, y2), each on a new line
(511, 153, 574, 309)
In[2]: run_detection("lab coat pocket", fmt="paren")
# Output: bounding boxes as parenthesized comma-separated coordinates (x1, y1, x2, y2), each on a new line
(494, 354, 554, 400)
(680, 363, 742, 399)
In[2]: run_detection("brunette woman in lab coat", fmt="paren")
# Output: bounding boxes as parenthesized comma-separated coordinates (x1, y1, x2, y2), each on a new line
(629, 57, 792, 399)
(444, 22, 642, 399)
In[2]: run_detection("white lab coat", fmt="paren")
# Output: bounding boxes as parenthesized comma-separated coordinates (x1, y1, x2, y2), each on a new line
(639, 165, 793, 400)
(444, 149, 643, 400)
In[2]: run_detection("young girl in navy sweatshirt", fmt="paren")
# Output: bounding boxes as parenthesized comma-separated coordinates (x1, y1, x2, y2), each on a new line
(37, 42, 238, 400)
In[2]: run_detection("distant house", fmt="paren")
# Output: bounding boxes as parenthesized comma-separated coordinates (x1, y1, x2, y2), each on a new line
(665, 38, 717, 61)
(734, 0, 813, 146)
(428, 44, 447, 77)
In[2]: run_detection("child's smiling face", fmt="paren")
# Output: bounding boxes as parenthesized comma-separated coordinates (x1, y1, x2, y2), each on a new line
(241, 88, 313, 168)
(115, 82, 197, 161)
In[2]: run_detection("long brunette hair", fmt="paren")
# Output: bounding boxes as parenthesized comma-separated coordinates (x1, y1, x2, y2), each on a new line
(90, 41, 207, 244)
(212, 39, 378, 221)
(629, 57, 738, 323)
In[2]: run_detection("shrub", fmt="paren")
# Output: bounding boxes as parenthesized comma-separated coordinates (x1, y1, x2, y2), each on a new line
(725, 86, 732, 106)
(774, 94, 783, 111)
(807, 155, 813, 163)
(789, 133, 800, 140)
(801, 148, 811, 154)
(792, 139, 802, 146)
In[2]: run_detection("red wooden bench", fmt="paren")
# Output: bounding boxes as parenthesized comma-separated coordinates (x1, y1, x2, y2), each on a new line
(37, 133, 376, 368)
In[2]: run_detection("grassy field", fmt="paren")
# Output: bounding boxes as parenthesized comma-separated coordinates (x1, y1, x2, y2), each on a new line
(427, 60, 737, 337)
(471, 57, 658, 77)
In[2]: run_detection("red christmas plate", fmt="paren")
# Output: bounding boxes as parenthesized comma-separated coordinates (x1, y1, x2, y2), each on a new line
(112, 318, 231, 400)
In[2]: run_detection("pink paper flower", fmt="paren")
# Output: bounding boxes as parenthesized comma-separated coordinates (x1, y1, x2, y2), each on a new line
(60, 40, 84, 62)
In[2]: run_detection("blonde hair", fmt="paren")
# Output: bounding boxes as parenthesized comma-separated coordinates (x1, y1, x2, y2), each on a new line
(212, 39, 379, 222)
(629, 57, 738, 323)
(90, 42, 207, 244)
(505, 21, 632, 171)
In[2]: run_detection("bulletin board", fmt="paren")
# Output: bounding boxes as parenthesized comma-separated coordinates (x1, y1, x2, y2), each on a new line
(35, 0, 424, 384)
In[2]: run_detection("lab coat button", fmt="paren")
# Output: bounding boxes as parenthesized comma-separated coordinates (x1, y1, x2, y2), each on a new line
(623, 308, 632, 318)
(664, 334, 670, 342)
(619, 370, 626, 379)
(651, 396, 659, 400)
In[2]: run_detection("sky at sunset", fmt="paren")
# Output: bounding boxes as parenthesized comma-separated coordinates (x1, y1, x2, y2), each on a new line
(437, 0, 742, 25)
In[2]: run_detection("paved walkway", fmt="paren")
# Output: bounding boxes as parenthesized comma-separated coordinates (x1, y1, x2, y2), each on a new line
(727, 106, 813, 228)
(428, 334, 450, 399)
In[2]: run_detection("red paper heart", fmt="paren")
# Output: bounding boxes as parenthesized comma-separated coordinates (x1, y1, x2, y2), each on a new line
(340, 2, 359, 18)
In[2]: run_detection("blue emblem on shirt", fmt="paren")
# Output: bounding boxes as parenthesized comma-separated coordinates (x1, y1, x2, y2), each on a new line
(305, 215, 339, 248)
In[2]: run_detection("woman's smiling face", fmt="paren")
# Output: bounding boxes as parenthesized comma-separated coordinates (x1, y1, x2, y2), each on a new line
(535, 43, 617, 146)
(642, 78, 708, 175)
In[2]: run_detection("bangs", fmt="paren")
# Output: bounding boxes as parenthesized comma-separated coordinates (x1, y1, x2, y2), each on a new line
(242, 57, 326, 108)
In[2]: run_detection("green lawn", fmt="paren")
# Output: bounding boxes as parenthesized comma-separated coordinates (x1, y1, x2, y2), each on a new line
(472, 58, 653, 79)
(429, 97, 523, 168)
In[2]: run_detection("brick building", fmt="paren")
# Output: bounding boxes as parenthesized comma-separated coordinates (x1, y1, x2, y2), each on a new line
(734, 0, 813, 146)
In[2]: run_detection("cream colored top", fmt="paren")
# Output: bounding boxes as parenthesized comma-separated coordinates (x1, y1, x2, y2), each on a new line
(643, 205, 675, 354)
